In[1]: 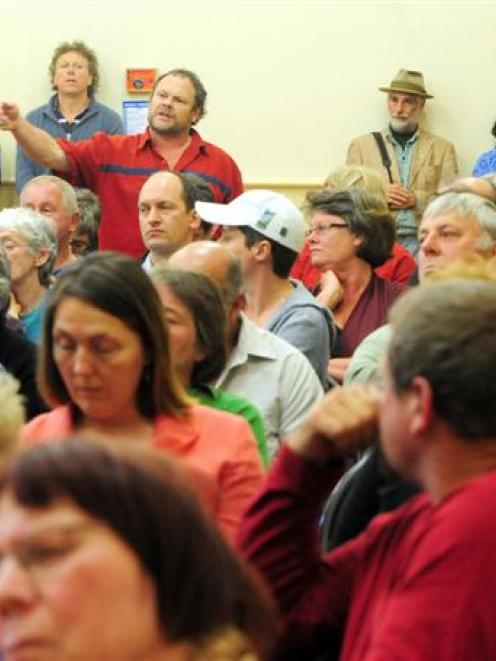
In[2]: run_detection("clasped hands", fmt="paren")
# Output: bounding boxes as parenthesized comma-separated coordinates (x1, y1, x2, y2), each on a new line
(387, 183, 416, 209)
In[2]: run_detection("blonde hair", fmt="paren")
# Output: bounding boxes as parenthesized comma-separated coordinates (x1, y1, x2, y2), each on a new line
(0, 372, 25, 455)
(324, 165, 388, 208)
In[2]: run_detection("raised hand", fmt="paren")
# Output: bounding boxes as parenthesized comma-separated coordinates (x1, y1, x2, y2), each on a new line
(288, 385, 380, 462)
(0, 102, 21, 131)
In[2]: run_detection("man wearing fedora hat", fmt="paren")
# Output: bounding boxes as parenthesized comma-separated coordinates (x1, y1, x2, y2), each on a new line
(346, 68, 458, 257)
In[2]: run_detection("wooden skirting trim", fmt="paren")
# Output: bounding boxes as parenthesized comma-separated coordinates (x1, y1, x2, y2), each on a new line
(0, 180, 320, 209)
(0, 182, 18, 209)
(245, 182, 321, 191)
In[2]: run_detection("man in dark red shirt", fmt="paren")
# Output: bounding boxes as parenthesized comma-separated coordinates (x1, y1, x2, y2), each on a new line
(239, 271, 496, 660)
(0, 69, 242, 256)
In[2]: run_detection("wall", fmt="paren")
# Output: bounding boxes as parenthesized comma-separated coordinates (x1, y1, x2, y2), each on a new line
(1, 0, 494, 194)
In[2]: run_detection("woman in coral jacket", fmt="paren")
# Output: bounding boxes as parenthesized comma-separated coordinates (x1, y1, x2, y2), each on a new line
(21, 251, 263, 543)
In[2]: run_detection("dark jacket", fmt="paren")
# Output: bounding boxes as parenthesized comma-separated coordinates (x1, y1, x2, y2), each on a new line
(0, 319, 48, 420)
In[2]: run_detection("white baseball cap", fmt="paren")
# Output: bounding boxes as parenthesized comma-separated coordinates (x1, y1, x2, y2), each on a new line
(195, 189, 306, 253)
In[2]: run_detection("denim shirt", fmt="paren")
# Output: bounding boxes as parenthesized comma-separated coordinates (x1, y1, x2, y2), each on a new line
(386, 128, 419, 235)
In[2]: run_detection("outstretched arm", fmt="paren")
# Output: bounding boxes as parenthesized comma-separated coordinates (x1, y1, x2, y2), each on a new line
(0, 102, 69, 173)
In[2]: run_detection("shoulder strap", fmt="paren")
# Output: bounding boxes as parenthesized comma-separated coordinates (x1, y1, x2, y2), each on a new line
(371, 132, 394, 183)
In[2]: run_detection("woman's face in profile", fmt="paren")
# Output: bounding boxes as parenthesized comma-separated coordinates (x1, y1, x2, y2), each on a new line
(154, 284, 205, 386)
(307, 211, 361, 269)
(0, 494, 165, 660)
(51, 296, 146, 426)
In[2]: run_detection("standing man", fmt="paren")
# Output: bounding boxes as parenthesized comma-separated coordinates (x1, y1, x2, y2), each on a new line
(20, 175, 79, 274)
(1, 69, 242, 257)
(346, 68, 458, 256)
(16, 41, 123, 193)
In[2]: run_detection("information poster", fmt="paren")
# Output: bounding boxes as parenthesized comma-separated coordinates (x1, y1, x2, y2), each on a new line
(123, 100, 149, 135)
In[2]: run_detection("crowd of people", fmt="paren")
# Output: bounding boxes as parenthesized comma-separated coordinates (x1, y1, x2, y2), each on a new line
(0, 42, 495, 659)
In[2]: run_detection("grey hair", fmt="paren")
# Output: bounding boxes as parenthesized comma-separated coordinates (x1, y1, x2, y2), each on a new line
(423, 192, 496, 251)
(0, 208, 57, 287)
(21, 175, 79, 217)
(0, 244, 11, 316)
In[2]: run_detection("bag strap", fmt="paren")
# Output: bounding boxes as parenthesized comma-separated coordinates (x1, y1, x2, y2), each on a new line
(371, 132, 394, 183)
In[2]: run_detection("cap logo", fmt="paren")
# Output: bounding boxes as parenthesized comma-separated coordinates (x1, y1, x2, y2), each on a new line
(255, 209, 275, 230)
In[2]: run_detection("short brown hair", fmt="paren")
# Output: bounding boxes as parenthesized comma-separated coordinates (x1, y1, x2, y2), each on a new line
(38, 252, 189, 418)
(389, 276, 496, 439)
(49, 40, 99, 96)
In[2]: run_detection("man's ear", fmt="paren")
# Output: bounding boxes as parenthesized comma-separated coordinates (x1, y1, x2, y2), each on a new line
(191, 105, 201, 126)
(189, 209, 202, 231)
(252, 239, 271, 263)
(408, 375, 434, 438)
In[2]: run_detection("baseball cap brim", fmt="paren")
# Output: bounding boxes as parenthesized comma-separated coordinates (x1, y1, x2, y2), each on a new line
(195, 201, 254, 226)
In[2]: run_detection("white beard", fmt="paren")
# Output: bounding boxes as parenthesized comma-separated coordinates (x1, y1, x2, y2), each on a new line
(390, 118, 419, 134)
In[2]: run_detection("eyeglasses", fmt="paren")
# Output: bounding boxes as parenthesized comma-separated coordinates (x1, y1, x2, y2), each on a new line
(306, 223, 349, 238)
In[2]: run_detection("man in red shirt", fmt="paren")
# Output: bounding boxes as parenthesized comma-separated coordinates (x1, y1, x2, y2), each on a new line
(0, 69, 242, 256)
(239, 269, 496, 660)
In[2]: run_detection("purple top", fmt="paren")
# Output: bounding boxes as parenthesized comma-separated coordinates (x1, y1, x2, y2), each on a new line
(335, 274, 400, 357)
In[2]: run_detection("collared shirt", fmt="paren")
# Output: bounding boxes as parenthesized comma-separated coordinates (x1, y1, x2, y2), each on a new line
(215, 315, 323, 459)
(141, 252, 153, 274)
(51, 95, 90, 138)
(386, 127, 419, 234)
(57, 128, 243, 256)
(472, 148, 496, 177)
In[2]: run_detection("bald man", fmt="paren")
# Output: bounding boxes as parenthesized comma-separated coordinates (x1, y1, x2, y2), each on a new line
(168, 241, 323, 459)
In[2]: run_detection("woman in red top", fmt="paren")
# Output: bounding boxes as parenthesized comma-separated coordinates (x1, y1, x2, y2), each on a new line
(21, 252, 263, 543)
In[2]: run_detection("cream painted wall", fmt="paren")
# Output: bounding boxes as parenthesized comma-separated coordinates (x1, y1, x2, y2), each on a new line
(1, 0, 494, 187)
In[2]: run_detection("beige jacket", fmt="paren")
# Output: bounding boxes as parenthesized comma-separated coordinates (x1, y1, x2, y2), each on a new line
(346, 128, 458, 223)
